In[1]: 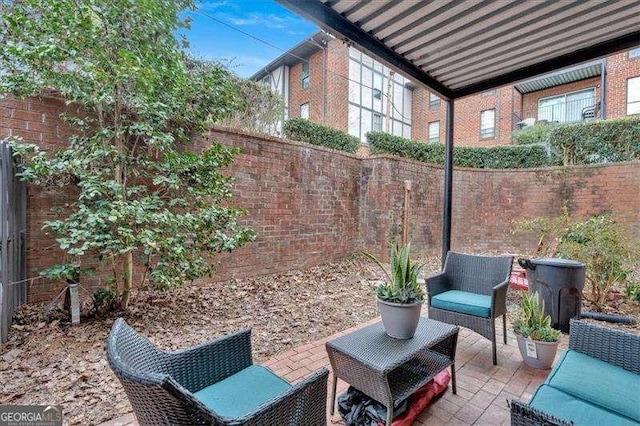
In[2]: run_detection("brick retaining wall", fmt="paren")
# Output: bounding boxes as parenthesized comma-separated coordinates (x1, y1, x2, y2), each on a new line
(2, 96, 639, 302)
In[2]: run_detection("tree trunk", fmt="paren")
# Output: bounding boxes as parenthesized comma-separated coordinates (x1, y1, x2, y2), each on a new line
(122, 251, 133, 308)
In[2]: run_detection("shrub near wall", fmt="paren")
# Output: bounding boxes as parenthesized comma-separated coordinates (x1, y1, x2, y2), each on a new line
(512, 123, 553, 145)
(549, 117, 640, 165)
(368, 132, 550, 169)
(283, 118, 361, 153)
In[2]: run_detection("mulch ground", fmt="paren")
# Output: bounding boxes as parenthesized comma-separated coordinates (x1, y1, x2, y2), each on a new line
(0, 255, 637, 425)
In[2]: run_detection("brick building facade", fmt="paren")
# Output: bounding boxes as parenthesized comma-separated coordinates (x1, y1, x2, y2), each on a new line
(254, 34, 640, 147)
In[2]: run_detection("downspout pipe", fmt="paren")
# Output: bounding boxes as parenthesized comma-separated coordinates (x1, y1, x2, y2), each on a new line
(442, 100, 454, 266)
(600, 60, 606, 119)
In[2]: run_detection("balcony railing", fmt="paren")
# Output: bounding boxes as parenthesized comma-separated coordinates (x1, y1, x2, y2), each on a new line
(522, 98, 599, 125)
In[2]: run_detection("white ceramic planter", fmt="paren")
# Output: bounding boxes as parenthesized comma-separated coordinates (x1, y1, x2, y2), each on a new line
(516, 334, 559, 369)
(377, 298, 423, 339)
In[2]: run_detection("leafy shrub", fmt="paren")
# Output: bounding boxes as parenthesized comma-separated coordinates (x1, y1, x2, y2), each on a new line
(283, 118, 360, 153)
(513, 211, 637, 311)
(549, 117, 640, 165)
(512, 123, 553, 145)
(559, 214, 635, 311)
(626, 282, 640, 302)
(367, 132, 550, 169)
(217, 78, 285, 135)
(92, 288, 116, 313)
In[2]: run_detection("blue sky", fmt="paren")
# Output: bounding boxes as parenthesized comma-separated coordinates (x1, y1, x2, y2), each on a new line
(182, 1, 318, 78)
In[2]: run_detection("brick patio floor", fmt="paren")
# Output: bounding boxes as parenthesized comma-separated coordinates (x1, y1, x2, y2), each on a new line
(101, 314, 562, 426)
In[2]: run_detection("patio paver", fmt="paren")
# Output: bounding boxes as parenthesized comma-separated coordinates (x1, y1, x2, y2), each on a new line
(100, 314, 563, 426)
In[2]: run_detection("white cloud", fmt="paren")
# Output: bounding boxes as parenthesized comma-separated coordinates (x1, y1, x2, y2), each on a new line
(224, 12, 305, 31)
(198, 1, 237, 12)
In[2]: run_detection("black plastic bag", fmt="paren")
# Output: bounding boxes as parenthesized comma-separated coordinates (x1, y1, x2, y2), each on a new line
(337, 386, 408, 426)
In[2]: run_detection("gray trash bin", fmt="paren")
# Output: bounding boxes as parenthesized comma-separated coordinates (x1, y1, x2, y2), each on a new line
(518, 258, 586, 333)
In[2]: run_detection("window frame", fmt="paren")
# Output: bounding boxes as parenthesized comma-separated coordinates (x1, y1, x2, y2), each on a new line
(372, 112, 383, 132)
(300, 102, 309, 119)
(428, 121, 440, 143)
(627, 76, 640, 116)
(301, 62, 310, 89)
(429, 92, 440, 109)
(480, 109, 496, 139)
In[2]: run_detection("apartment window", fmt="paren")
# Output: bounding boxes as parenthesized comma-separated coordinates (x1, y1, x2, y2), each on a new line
(301, 62, 310, 89)
(428, 121, 440, 143)
(300, 103, 309, 119)
(482, 90, 496, 97)
(373, 113, 383, 131)
(629, 47, 640, 59)
(347, 49, 413, 142)
(429, 92, 440, 109)
(538, 89, 594, 123)
(628, 76, 640, 115)
(480, 109, 495, 138)
(262, 75, 271, 86)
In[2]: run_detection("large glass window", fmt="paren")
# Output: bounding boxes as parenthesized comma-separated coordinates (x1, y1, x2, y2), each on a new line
(428, 121, 439, 143)
(480, 109, 495, 138)
(347, 47, 413, 142)
(629, 47, 640, 59)
(538, 89, 595, 123)
(300, 103, 309, 119)
(301, 62, 310, 89)
(627, 77, 640, 115)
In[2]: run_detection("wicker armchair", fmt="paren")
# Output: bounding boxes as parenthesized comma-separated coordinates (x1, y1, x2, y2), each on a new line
(107, 318, 328, 425)
(426, 251, 513, 365)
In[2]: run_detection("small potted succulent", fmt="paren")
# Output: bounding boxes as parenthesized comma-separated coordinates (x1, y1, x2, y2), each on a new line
(364, 243, 425, 339)
(513, 291, 561, 369)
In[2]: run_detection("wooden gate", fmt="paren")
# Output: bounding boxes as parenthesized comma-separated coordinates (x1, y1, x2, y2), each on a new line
(0, 140, 27, 343)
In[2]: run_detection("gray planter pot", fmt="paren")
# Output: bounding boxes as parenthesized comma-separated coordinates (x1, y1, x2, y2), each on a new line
(515, 334, 559, 369)
(377, 298, 423, 339)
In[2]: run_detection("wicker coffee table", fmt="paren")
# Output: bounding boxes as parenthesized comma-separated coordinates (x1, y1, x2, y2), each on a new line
(326, 316, 459, 425)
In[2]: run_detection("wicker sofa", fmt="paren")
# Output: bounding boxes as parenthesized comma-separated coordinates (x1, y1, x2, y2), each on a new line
(426, 251, 513, 365)
(510, 319, 640, 425)
(107, 318, 328, 425)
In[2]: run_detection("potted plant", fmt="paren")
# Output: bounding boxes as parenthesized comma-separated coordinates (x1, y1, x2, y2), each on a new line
(364, 243, 425, 339)
(513, 291, 561, 369)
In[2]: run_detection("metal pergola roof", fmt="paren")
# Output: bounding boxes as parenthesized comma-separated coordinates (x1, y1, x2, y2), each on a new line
(276, 0, 640, 101)
(274, 0, 640, 260)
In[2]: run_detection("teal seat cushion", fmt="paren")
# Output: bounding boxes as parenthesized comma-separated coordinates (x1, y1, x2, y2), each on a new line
(194, 365, 291, 419)
(530, 384, 638, 426)
(544, 350, 640, 421)
(430, 290, 491, 318)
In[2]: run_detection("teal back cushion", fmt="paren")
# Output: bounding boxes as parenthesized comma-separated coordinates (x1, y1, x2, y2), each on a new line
(545, 350, 640, 421)
(194, 365, 291, 419)
(430, 290, 491, 318)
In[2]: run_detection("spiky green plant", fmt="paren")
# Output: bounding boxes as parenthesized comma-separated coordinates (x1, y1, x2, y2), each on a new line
(513, 291, 561, 342)
(363, 243, 425, 304)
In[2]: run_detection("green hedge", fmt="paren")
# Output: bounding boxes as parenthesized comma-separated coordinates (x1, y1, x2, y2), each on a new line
(512, 123, 553, 145)
(548, 117, 640, 165)
(367, 132, 550, 169)
(283, 118, 360, 153)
